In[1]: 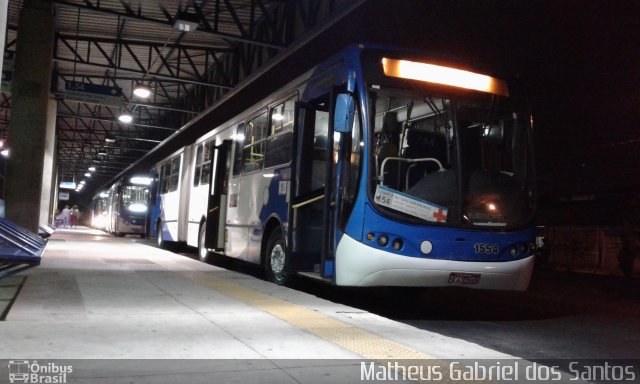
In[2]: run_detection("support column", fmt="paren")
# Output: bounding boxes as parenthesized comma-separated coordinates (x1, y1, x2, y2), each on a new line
(5, 0, 54, 232)
(39, 97, 57, 225)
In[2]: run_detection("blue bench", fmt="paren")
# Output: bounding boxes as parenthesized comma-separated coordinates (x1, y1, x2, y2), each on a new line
(0, 218, 47, 279)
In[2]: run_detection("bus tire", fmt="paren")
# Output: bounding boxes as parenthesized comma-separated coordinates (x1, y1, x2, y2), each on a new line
(264, 228, 290, 285)
(198, 223, 209, 262)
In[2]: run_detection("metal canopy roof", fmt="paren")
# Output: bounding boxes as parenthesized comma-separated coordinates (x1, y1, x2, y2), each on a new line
(2, 0, 351, 197)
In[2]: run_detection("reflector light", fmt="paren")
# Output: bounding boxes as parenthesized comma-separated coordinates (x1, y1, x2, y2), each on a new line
(382, 58, 509, 96)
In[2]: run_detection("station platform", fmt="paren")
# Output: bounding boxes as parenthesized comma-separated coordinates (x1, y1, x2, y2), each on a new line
(1, 227, 512, 359)
(3, 227, 594, 383)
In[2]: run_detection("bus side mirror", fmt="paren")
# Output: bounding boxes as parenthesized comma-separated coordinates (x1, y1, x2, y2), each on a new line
(334, 93, 355, 133)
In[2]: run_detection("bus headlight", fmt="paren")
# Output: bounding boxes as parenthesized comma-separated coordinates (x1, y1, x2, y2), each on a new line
(128, 203, 147, 213)
(420, 240, 433, 255)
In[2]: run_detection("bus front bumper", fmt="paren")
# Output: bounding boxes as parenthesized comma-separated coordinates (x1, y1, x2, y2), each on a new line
(335, 234, 534, 290)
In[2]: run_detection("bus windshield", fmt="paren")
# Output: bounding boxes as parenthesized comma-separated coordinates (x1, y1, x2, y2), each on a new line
(122, 186, 149, 212)
(368, 85, 534, 229)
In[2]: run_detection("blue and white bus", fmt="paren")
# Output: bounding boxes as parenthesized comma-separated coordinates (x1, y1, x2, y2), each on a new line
(102, 176, 151, 237)
(153, 44, 536, 290)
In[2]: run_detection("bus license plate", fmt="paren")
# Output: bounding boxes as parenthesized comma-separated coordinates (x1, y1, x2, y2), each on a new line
(448, 272, 481, 285)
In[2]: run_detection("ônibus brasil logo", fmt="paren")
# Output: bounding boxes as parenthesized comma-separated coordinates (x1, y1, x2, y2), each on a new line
(8, 360, 73, 383)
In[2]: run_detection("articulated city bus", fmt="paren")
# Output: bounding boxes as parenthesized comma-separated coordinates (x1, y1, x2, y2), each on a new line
(152, 44, 536, 290)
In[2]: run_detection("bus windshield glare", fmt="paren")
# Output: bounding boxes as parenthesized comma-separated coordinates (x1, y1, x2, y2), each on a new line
(368, 85, 535, 228)
(122, 185, 149, 213)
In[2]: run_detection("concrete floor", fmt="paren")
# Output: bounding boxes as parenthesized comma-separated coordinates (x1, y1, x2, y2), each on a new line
(0, 228, 603, 383)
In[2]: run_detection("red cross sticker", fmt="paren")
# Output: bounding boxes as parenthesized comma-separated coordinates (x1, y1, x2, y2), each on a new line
(432, 208, 447, 222)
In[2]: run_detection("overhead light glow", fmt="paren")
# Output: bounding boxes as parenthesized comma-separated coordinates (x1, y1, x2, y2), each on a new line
(105, 137, 116, 143)
(88, 166, 96, 172)
(0, 149, 8, 157)
(382, 57, 509, 96)
(118, 113, 133, 123)
(98, 151, 107, 156)
(130, 176, 153, 186)
(99, 192, 109, 198)
(272, 113, 284, 121)
(133, 85, 152, 98)
(84, 173, 91, 177)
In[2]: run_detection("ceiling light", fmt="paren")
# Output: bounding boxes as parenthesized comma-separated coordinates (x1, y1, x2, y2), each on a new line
(0, 149, 9, 157)
(105, 137, 116, 143)
(84, 173, 91, 177)
(88, 166, 96, 172)
(173, 11, 200, 32)
(98, 151, 107, 156)
(118, 113, 133, 123)
(133, 85, 152, 98)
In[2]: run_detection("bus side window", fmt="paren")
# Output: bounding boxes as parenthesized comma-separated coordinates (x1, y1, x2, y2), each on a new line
(168, 156, 180, 192)
(232, 123, 245, 177)
(242, 112, 268, 173)
(160, 163, 170, 194)
(193, 145, 203, 187)
(201, 141, 213, 185)
(265, 98, 296, 168)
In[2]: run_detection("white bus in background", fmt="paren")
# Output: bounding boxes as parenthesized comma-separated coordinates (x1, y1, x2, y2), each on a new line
(152, 128, 232, 252)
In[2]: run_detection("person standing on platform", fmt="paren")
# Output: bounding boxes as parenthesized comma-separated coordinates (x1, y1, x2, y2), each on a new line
(70, 205, 80, 228)
(61, 205, 71, 228)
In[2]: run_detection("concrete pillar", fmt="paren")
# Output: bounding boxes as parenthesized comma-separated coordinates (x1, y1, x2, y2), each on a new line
(0, 0, 8, 76)
(39, 97, 57, 225)
(5, 0, 54, 232)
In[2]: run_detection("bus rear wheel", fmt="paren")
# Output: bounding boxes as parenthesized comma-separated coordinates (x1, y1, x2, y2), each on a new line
(264, 228, 290, 285)
(198, 223, 209, 262)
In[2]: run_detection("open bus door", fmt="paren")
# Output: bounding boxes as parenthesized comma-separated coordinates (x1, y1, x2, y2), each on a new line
(205, 140, 231, 251)
(288, 102, 337, 279)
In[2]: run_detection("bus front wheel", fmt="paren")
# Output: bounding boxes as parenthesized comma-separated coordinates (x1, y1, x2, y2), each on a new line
(264, 228, 290, 285)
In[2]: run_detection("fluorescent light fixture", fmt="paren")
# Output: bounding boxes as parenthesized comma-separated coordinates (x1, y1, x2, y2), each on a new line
(381, 57, 510, 96)
(272, 113, 284, 121)
(173, 12, 199, 32)
(118, 113, 133, 123)
(133, 85, 152, 98)
(105, 137, 116, 143)
(0, 149, 8, 157)
(88, 166, 96, 172)
(99, 192, 109, 198)
(130, 176, 153, 186)
(0, 140, 4, 148)
(84, 173, 91, 177)
(98, 151, 107, 156)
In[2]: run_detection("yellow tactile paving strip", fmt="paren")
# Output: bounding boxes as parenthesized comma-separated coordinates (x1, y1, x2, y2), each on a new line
(182, 270, 432, 360)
